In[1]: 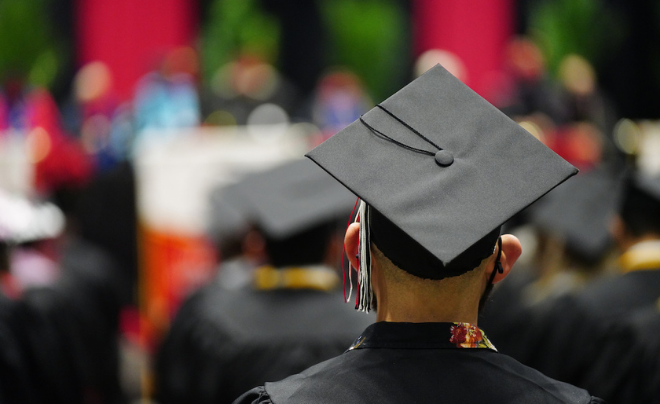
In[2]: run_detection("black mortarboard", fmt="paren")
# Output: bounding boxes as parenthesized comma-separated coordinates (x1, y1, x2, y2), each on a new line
(234, 159, 357, 240)
(529, 168, 625, 264)
(305, 64, 578, 309)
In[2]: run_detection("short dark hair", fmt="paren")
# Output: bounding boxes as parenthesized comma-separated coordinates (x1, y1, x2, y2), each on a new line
(620, 177, 660, 237)
(264, 221, 337, 268)
(370, 207, 500, 280)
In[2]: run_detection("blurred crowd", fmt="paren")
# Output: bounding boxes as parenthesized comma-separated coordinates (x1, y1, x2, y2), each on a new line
(0, 30, 659, 403)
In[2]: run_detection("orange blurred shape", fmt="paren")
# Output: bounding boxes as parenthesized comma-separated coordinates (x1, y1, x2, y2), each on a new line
(27, 127, 52, 164)
(552, 122, 603, 171)
(74, 61, 113, 104)
(317, 69, 364, 98)
(504, 37, 545, 81)
(140, 226, 217, 348)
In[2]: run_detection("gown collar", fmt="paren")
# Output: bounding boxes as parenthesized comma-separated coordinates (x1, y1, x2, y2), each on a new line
(348, 321, 497, 352)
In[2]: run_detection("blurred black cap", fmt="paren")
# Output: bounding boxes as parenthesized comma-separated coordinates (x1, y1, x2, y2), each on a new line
(530, 167, 625, 264)
(234, 159, 357, 240)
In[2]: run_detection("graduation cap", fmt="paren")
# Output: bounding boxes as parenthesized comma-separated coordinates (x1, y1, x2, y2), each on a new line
(234, 159, 357, 240)
(530, 168, 625, 264)
(306, 64, 578, 311)
(233, 159, 357, 267)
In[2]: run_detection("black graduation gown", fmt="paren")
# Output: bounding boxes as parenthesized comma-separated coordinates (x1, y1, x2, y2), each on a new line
(525, 268, 660, 387)
(628, 304, 660, 403)
(55, 239, 125, 403)
(17, 238, 124, 404)
(0, 294, 35, 403)
(478, 263, 537, 361)
(154, 276, 375, 404)
(154, 280, 224, 404)
(577, 302, 660, 403)
(233, 322, 604, 404)
(154, 258, 258, 404)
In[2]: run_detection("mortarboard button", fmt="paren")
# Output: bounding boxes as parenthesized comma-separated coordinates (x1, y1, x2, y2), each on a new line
(434, 150, 454, 167)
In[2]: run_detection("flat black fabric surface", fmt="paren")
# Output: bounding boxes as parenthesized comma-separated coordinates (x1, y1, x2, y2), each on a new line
(155, 284, 375, 404)
(625, 306, 660, 403)
(577, 303, 660, 404)
(233, 322, 603, 404)
(526, 269, 660, 385)
(0, 294, 35, 403)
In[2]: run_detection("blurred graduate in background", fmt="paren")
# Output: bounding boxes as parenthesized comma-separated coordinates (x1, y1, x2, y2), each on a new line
(155, 158, 375, 404)
(0, 187, 126, 404)
(479, 165, 624, 363)
(480, 167, 660, 403)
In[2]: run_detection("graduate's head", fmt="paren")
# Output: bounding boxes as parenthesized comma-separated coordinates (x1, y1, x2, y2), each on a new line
(305, 64, 578, 313)
(342, 220, 522, 315)
(263, 220, 338, 268)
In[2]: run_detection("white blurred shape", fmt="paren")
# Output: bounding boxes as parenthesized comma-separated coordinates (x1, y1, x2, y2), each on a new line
(247, 103, 289, 141)
(0, 190, 65, 243)
(415, 49, 468, 83)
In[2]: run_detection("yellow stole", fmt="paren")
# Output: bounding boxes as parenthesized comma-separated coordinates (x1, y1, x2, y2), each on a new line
(253, 265, 339, 291)
(618, 240, 660, 274)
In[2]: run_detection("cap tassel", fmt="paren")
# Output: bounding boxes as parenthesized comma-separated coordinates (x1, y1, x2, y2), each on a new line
(479, 237, 503, 311)
(356, 200, 374, 312)
(488, 237, 504, 285)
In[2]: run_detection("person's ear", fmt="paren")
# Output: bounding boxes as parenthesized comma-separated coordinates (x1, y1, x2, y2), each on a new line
(344, 222, 360, 270)
(489, 234, 522, 284)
